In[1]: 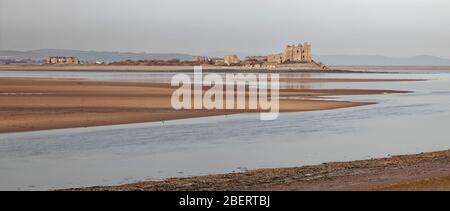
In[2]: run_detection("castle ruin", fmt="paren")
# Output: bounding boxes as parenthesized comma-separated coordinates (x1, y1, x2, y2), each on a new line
(190, 42, 327, 70)
(223, 55, 241, 65)
(192, 56, 210, 63)
(46, 56, 80, 65)
(267, 42, 312, 64)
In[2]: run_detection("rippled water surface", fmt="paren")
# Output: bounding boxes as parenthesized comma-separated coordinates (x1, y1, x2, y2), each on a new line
(1, 69, 450, 190)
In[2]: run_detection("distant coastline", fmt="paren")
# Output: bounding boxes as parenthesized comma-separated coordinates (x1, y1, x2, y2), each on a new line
(1, 64, 442, 73)
(4, 49, 450, 66)
(0, 64, 344, 73)
(331, 65, 450, 70)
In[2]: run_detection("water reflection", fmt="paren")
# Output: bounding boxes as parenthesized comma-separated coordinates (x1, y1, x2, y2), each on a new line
(0, 69, 449, 190)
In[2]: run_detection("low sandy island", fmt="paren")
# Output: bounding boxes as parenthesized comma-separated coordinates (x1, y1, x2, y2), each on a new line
(0, 77, 410, 133)
(72, 149, 450, 191)
(3, 64, 450, 72)
(0, 64, 359, 73)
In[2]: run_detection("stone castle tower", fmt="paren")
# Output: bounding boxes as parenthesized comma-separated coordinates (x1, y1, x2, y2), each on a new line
(268, 42, 312, 64)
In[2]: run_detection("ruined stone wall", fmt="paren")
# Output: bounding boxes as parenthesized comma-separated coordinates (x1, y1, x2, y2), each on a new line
(192, 56, 209, 63)
(46, 56, 80, 64)
(224, 55, 240, 65)
(281, 43, 312, 63)
(266, 42, 312, 64)
(267, 53, 283, 63)
(245, 56, 267, 62)
(282, 45, 303, 63)
(302, 42, 312, 63)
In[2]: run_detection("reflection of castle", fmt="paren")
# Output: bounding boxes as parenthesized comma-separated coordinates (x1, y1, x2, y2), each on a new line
(267, 42, 312, 64)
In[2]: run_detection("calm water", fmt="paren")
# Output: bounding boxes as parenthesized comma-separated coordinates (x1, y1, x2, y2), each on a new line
(0, 69, 450, 190)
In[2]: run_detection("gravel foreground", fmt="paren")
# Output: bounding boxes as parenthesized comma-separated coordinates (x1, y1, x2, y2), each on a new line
(68, 149, 450, 191)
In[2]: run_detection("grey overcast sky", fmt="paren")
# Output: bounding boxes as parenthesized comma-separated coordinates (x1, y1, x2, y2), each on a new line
(1, 0, 450, 57)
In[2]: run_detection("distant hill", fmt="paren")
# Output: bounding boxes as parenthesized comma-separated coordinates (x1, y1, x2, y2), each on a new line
(2, 49, 450, 66)
(315, 54, 450, 66)
(0, 49, 193, 63)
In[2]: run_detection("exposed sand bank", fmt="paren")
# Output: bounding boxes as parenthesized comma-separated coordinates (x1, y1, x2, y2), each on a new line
(72, 149, 450, 191)
(0, 78, 410, 133)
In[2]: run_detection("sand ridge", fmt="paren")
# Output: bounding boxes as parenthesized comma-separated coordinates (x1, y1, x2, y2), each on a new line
(0, 77, 410, 133)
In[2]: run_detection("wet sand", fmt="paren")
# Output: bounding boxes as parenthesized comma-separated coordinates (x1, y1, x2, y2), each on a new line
(72, 149, 450, 191)
(3, 75, 445, 191)
(0, 77, 411, 133)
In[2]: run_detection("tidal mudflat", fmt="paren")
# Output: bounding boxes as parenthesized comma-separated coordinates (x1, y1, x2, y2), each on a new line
(0, 69, 449, 190)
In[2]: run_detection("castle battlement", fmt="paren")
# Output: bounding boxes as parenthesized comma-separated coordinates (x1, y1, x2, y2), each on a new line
(268, 42, 312, 64)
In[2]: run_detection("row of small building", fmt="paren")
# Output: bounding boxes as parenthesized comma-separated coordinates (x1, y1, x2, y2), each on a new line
(46, 56, 107, 65)
(192, 42, 313, 67)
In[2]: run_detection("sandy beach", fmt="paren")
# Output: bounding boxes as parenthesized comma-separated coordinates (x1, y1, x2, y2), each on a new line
(0, 77, 411, 133)
(3, 0, 450, 195)
(3, 73, 446, 192)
